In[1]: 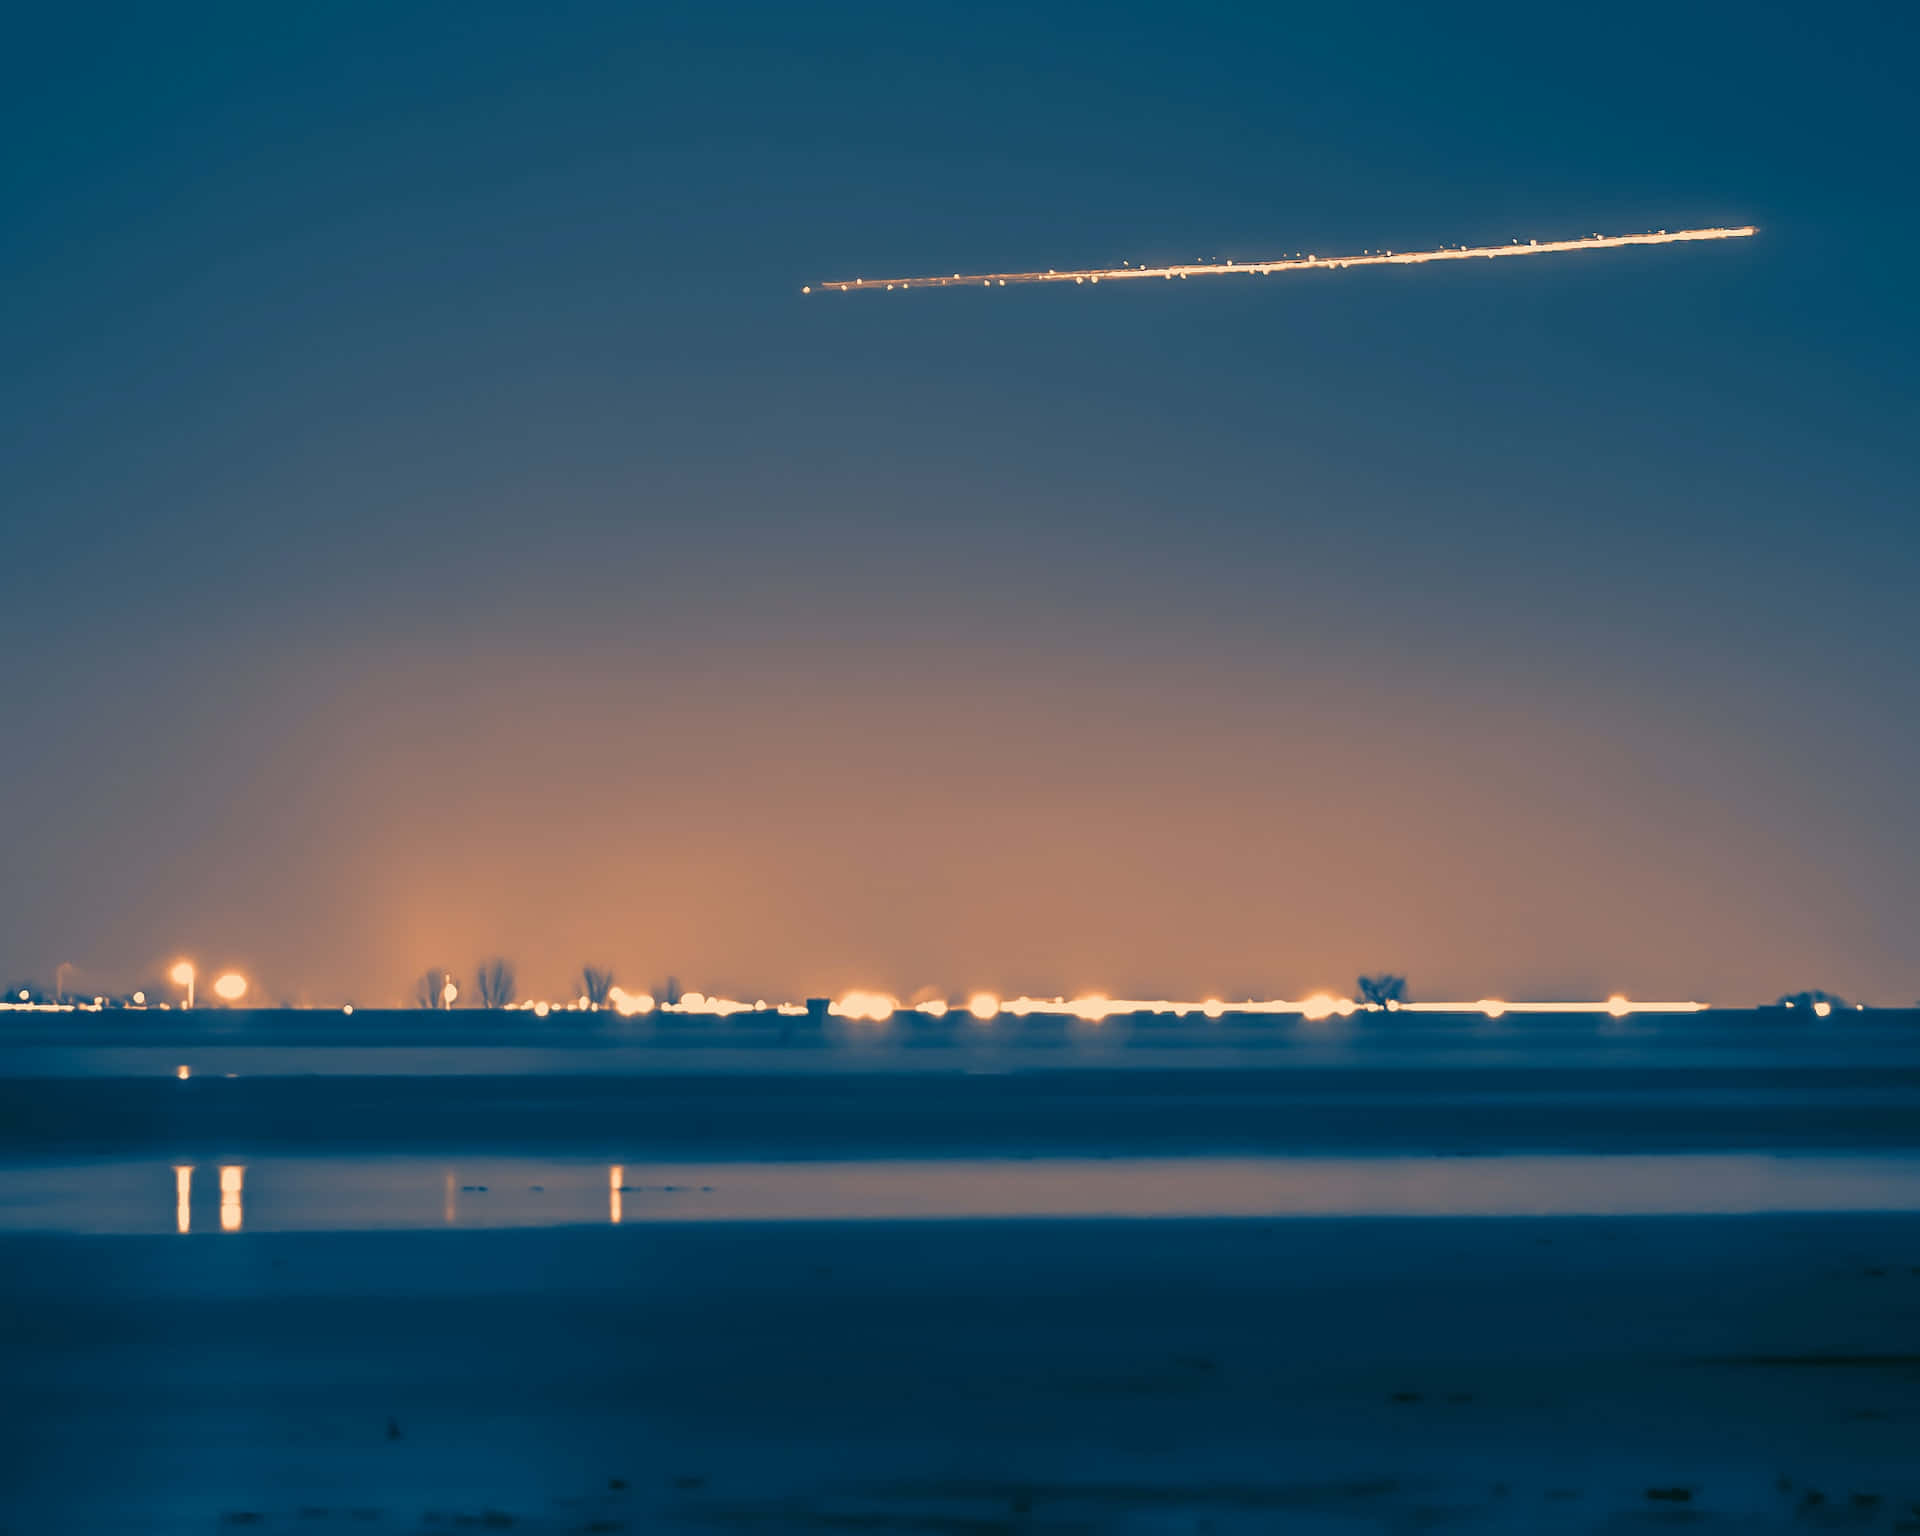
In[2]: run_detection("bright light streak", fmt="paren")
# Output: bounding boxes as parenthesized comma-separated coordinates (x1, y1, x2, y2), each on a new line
(212, 972, 248, 1003)
(174, 1165, 192, 1234)
(812, 227, 1755, 295)
(609, 1164, 623, 1225)
(1395, 1000, 1709, 1016)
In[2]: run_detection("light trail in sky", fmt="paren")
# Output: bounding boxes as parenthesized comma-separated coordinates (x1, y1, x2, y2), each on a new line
(806, 225, 1756, 294)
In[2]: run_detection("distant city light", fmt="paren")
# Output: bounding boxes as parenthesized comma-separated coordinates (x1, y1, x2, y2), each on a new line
(967, 992, 1000, 1022)
(441, 979, 459, 1008)
(132, 990, 146, 1005)
(833, 990, 899, 1023)
(212, 972, 248, 1003)
(606, 986, 654, 1017)
(169, 960, 196, 1009)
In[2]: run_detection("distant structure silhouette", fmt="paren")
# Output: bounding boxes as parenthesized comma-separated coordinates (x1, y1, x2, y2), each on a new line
(475, 959, 517, 1009)
(580, 966, 614, 1009)
(415, 969, 455, 1010)
(1771, 989, 1851, 1014)
(1357, 974, 1408, 1008)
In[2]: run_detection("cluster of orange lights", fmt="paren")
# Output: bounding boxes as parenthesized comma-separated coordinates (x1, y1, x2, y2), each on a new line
(0, 980, 1718, 1019)
(816, 992, 1707, 1024)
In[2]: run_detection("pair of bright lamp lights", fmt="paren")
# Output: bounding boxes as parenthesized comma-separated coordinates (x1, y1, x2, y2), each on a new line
(167, 960, 248, 1008)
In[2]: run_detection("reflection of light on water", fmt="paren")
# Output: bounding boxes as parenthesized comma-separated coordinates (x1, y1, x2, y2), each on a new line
(609, 1164, 623, 1225)
(443, 1171, 456, 1225)
(173, 1165, 192, 1234)
(219, 1164, 244, 1232)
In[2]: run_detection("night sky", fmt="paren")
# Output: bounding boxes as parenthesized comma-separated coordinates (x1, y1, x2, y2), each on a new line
(4, 2, 1915, 1007)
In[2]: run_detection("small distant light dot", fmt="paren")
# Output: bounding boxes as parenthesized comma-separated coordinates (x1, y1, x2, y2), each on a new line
(176, 1065, 190, 1080)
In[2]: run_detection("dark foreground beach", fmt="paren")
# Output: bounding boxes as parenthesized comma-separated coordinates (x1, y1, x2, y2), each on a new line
(4, 1021, 1919, 1532)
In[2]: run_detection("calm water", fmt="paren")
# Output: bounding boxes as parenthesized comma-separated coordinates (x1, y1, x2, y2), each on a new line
(7, 1152, 1920, 1233)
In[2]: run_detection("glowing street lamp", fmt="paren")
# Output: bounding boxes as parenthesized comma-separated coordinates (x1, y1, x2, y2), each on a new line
(212, 972, 248, 1004)
(441, 978, 459, 1009)
(170, 960, 196, 1010)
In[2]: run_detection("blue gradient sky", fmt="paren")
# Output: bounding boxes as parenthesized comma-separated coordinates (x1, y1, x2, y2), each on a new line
(3, 1, 1915, 1006)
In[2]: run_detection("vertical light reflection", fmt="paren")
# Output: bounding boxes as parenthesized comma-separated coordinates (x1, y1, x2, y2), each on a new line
(609, 1164, 623, 1225)
(173, 1165, 193, 1234)
(444, 1171, 457, 1225)
(219, 1164, 244, 1232)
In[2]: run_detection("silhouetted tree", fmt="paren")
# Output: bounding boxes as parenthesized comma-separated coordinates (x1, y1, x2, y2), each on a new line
(1773, 989, 1850, 1014)
(662, 975, 682, 1006)
(580, 966, 614, 1008)
(416, 969, 456, 1010)
(1357, 973, 1408, 1008)
(475, 958, 516, 1009)
(4, 981, 50, 1006)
